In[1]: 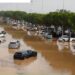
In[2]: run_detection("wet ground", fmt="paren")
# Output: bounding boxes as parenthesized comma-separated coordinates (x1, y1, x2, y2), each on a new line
(0, 25, 75, 75)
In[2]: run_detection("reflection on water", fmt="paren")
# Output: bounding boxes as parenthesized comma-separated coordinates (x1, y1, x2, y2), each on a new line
(8, 49, 18, 54)
(57, 41, 69, 51)
(14, 57, 37, 66)
(70, 42, 75, 55)
(0, 26, 75, 75)
(57, 41, 75, 54)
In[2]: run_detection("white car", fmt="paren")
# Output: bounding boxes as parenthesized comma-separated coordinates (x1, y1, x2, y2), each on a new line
(58, 35, 69, 42)
(70, 37, 75, 42)
(0, 33, 5, 42)
(8, 40, 20, 49)
(0, 33, 5, 38)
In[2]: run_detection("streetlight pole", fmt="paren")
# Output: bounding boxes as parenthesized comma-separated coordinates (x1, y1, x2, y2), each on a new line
(29, 0, 33, 13)
(63, 0, 64, 12)
(62, 0, 64, 36)
(42, 0, 44, 13)
(57, 0, 59, 12)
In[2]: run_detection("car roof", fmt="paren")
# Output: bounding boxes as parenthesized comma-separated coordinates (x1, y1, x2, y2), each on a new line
(10, 40, 18, 42)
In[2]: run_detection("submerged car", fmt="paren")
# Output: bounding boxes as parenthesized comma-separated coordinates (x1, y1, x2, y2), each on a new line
(44, 33, 52, 39)
(1, 31, 6, 34)
(14, 50, 37, 60)
(8, 40, 20, 49)
(42, 32, 52, 39)
(0, 33, 6, 42)
(58, 35, 69, 42)
(70, 37, 75, 42)
(58, 35, 75, 42)
(0, 33, 5, 38)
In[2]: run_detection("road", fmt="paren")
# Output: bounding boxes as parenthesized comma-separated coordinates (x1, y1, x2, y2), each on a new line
(0, 25, 75, 75)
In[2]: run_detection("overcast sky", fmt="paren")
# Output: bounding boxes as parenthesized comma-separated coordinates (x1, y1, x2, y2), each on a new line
(0, 0, 74, 13)
(0, 0, 30, 3)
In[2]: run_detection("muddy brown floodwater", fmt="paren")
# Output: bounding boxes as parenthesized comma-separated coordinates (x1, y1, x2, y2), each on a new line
(0, 25, 75, 75)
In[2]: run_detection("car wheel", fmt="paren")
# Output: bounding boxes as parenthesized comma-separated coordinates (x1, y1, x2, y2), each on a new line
(63, 39, 65, 42)
(72, 40, 75, 42)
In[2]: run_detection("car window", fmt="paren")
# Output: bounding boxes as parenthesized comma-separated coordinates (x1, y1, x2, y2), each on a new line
(10, 42, 16, 44)
(62, 35, 69, 38)
(22, 51, 28, 55)
(27, 51, 32, 53)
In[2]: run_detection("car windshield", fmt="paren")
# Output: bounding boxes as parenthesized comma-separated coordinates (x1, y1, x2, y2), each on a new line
(10, 42, 16, 44)
(62, 35, 69, 38)
(27, 50, 32, 53)
(23, 50, 32, 54)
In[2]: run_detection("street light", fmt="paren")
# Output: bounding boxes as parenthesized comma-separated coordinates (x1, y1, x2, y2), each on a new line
(30, 0, 33, 13)
(28, 0, 33, 13)
(42, 0, 44, 13)
(63, 0, 64, 12)
(62, 0, 64, 36)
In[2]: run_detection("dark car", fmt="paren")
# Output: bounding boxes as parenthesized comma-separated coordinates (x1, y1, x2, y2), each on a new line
(1, 31, 6, 34)
(14, 50, 37, 60)
(8, 40, 20, 49)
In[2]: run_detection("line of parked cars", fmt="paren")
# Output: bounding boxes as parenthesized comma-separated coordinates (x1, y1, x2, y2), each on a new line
(58, 35, 75, 42)
(41, 28, 53, 39)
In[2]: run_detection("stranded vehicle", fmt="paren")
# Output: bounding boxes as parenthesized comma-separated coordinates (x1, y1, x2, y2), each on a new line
(14, 50, 37, 60)
(8, 40, 20, 49)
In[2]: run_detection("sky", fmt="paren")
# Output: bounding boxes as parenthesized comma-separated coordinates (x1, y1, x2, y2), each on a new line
(0, 0, 31, 3)
(0, 0, 74, 13)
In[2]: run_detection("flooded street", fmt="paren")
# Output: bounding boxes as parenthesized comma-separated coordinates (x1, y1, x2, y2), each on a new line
(0, 25, 75, 75)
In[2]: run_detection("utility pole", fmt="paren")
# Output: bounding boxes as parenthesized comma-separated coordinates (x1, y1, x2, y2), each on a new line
(42, 0, 44, 13)
(29, 0, 33, 13)
(62, 0, 64, 36)
(30, 0, 33, 13)
(57, 0, 59, 12)
(63, 0, 64, 12)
